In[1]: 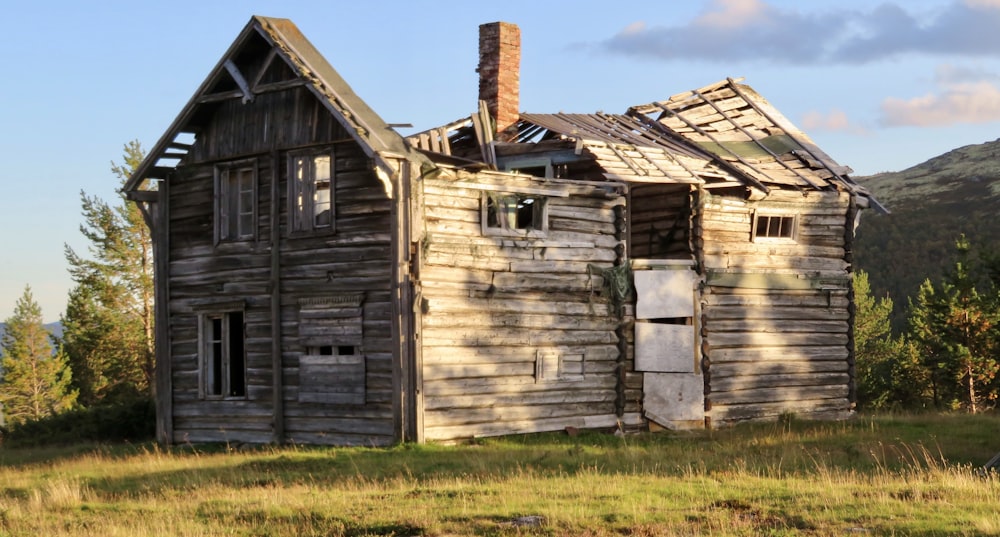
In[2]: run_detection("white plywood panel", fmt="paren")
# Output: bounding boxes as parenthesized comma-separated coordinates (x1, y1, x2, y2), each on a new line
(635, 322, 696, 372)
(634, 269, 698, 319)
(643, 372, 704, 424)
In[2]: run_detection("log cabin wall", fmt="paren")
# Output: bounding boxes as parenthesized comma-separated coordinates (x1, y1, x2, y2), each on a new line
(696, 188, 854, 425)
(416, 171, 636, 440)
(165, 84, 397, 445)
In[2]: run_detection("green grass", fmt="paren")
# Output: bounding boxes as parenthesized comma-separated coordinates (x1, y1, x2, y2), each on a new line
(1, 413, 999, 536)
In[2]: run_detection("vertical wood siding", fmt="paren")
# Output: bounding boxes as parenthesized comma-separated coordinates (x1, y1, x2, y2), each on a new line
(165, 87, 395, 445)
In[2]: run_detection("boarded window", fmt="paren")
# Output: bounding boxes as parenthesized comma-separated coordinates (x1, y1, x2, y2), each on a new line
(215, 161, 257, 242)
(290, 149, 335, 233)
(483, 193, 548, 236)
(297, 294, 365, 405)
(535, 350, 585, 383)
(753, 213, 796, 242)
(198, 306, 247, 399)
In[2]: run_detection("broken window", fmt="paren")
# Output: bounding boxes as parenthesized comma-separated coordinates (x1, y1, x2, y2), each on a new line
(753, 213, 796, 242)
(216, 161, 257, 242)
(290, 149, 334, 233)
(199, 308, 247, 399)
(483, 193, 548, 236)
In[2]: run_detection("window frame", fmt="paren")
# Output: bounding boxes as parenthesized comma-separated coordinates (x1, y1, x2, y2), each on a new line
(288, 148, 336, 235)
(197, 304, 247, 400)
(752, 211, 798, 243)
(481, 192, 549, 238)
(214, 159, 258, 243)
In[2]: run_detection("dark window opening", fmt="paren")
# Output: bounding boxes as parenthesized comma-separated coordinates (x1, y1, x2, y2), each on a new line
(203, 311, 246, 399)
(485, 193, 547, 233)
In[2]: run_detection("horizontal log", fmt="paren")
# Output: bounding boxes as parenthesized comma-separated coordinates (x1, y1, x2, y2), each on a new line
(708, 360, 848, 377)
(709, 399, 852, 423)
(423, 402, 616, 428)
(423, 412, 631, 441)
(707, 332, 849, 348)
(423, 375, 615, 397)
(424, 390, 616, 411)
(705, 320, 848, 333)
(703, 306, 849, 321)
(420, 328, 616, 348)
(710, 372, 850, 392)
(709, 344, 848, 364)
(708, 384, 849, 405)
(422, 311, 617, 331)
(423, 295, 611, 318)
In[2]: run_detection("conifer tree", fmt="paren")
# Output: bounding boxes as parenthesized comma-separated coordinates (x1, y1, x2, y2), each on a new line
(0, 286, 78, 426)
(61, 140, 153, 405)
(854, 270, 929, 409)
(908, 236, 1000, 412)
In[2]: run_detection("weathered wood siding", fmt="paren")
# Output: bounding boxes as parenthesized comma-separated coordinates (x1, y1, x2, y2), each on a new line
(277, 141, 396, 446)
(417, 173, 632, 440)
(166, 85, 396, 445)
(696, 189, 854, 424)
(167, 158, 275, 444)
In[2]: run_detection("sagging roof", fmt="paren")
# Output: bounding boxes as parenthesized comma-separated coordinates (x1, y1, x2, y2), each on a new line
(124, 16, 423, 195)
(409, 78, 885, 212)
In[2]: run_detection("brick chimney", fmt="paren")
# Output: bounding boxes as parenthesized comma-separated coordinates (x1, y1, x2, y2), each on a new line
(477, 22, 520, 142)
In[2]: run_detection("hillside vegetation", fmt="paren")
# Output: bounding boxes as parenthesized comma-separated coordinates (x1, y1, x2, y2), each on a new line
(854, 138, 1000, 330)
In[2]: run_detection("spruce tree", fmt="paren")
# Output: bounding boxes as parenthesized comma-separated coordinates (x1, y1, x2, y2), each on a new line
(908, 236, 1000, 412)
(0, 286, 78, 426)
(854, 270, 929, 409)
(61, 140, 154, 406)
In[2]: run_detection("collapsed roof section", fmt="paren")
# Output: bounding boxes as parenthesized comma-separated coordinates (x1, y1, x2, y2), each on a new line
(408, 78, 886, 213)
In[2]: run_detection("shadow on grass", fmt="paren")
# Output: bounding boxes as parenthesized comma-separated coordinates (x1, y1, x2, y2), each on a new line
(51, 412, 997, 501)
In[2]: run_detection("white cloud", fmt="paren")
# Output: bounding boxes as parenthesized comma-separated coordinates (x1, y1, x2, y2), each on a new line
(880, 81, 1000, 126)
(693, 0, 771, 29)
(602, 1, 1000, 64)
(801, 109, 869, 135)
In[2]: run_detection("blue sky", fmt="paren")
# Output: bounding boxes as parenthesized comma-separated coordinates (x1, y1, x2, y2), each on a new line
(2, 0, 1000, 322)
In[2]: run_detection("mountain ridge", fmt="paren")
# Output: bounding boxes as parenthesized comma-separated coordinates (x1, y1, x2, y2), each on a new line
(854, 138, 1000, 330)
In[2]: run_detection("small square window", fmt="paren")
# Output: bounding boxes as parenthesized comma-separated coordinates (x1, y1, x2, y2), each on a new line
(753, 213, 796, 242)
(483, 193, 548, 236)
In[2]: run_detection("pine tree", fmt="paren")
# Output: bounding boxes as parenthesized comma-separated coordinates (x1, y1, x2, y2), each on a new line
(61, 140, 154, 406)
(854, 270, 930, 409)
(0, 286, 78, 426)
(908, 236, 1000, 412)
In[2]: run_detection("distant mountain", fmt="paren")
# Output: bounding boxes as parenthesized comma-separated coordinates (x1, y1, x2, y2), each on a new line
(0, 322, 64, 346)
(854, 138, 1000, 330)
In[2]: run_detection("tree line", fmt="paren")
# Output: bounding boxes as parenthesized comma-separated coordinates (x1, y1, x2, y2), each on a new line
(855, 236, 1000, 412)
(0, 141, 153, 432)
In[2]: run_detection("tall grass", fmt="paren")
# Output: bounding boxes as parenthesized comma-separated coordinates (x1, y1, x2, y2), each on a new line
(0, 413, 998, 536)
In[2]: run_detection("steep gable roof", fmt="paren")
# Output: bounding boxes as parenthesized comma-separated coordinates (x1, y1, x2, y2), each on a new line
(124, 16, 422, 195)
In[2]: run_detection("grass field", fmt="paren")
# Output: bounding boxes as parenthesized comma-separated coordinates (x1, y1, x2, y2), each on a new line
(1, 413, 998, 536)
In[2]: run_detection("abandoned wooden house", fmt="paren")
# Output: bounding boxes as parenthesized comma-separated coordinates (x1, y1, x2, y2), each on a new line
(124, 16, 883, 445)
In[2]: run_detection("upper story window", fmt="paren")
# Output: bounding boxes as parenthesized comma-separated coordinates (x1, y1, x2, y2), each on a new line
(753, 212, 797, 242)
(290, 149, 335, 233)
(483, 192, 548, 237)
(502, 157, 555, 178)
(215, 161, 257, 242)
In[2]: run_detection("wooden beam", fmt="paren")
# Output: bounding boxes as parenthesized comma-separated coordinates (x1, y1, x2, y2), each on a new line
(197, 89, 244, 104)
(224, 59, 254, 104)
